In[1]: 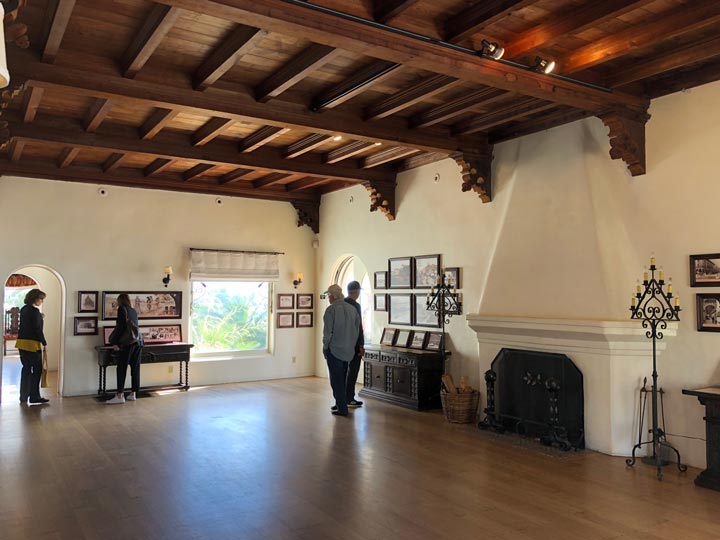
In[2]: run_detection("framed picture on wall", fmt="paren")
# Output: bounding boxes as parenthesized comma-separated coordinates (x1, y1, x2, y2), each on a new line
(413, 254, 441, 289)
(394, 329, 412, 348)
(444, 267, 461, 288)
(78, 291, 98, 313)
(697, 294, 720, 332)
(425, 332, 443, 351)
(102, 292, 182, 320)
(409, 331, 427, 350)
(103, 324, 182, 345)
(277, 312, 294, 328)
(374, 271, 387, 290)
(413, 294, 440, 328)
(380, 328, 396, 346)
(690, 254, 720, 287)
(388, 294, 413, 326)
(388, 257, 412, 289)
(297, 312, 314, 328)
(374, 294, 388, 311)
(277, 293, 295, 309)
(297, 294, 313, 309)
(74, 316, 98, 336)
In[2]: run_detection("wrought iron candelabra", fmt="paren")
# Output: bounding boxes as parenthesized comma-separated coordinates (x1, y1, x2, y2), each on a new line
(426, 272, 462, 368)
(627, 256, 687, 480)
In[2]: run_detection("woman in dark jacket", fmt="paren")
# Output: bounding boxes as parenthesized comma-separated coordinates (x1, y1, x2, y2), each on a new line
(106, 293, 144, 404)
(16, 289, 49, 405)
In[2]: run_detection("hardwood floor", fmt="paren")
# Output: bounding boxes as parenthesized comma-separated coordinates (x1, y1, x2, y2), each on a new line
(1, 376, 719, 540)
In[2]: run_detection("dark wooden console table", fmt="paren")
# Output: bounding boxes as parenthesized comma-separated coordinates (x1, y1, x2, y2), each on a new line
(682, 386, 720, 491)
(359, 344, 446, 410)
(95, 343, 194, 395)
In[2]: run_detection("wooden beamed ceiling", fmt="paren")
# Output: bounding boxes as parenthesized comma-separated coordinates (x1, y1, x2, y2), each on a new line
(2, 0, 720, 232)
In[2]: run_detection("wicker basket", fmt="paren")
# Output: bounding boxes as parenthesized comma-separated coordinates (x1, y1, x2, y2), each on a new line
(440, 390, 480, 424)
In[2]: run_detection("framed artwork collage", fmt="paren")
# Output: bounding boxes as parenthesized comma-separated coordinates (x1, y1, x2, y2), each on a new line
(276, 293, 314, 329)
(690, 253, 720, 333)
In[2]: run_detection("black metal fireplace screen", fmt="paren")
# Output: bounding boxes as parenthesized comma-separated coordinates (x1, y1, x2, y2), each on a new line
(479, 348, 585, 450)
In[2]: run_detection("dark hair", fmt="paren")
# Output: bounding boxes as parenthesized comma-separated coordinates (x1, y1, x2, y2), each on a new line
(24, 289, 47, 305)
(116, 293, 131, 307)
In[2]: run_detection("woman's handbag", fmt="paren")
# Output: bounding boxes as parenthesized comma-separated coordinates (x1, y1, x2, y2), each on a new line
(109, 308, 139, 346)
(41, 348, 49, 388)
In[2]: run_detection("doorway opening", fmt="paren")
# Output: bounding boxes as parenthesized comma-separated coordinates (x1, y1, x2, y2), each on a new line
(331, 255, 372, 342)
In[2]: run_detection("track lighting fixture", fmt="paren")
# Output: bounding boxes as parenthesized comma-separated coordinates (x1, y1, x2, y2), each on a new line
(480, 39, 504, 60)
(533, 56, 556, 74)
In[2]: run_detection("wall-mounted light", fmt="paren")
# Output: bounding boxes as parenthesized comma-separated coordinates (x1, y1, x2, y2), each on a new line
(292, 272, 303, 289)
(533, 56, 556, 74)
(480, 39, 504, 60)
(163, 266, 173, 288)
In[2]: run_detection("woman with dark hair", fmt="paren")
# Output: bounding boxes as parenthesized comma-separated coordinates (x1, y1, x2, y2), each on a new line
(16, 288, 49, 405)
(107, 293, 144, 404)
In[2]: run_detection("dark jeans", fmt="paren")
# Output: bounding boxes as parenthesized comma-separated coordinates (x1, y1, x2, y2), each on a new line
(117, 344, 142, 393)
(325, 351, 349, 414)
(19, 349, 43, 401)
(345, 353, 362, 402)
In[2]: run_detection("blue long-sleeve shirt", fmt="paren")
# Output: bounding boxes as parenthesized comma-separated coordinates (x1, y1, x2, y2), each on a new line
(323, 298, 360, 362)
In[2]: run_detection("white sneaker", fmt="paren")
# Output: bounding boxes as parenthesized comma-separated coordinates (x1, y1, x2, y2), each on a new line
(106, 395, 125, 404)
(126, 393, 137, 401)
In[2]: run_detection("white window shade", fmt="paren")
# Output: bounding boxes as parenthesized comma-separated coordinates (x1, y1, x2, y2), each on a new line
(190, 249, 280, 281)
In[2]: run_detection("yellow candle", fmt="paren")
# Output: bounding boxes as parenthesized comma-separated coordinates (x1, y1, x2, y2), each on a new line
(659, 269, 664, 280)
(631, 297, 636, 307)
(643, 267, 649, 281)
(675, 297, 680, 307)
(650, 255, 656, 266)
(667, 284, 673, 294)
(436, 274, 441, 285)
(458, 293, 463, 303)
(636, 280, 641, 294)
(453, 286, 457, 294)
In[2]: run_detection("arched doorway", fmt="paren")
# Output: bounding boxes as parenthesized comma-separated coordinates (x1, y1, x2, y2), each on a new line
(1, 265, 67, 403)
(331, 255, 372, 342)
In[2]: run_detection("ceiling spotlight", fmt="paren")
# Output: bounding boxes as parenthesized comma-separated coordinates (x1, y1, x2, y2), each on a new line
(480, 39, 504, 60)
(533, 56, 556, 74)
(332, 135, 343, 141)
(374, 141, 382, 146)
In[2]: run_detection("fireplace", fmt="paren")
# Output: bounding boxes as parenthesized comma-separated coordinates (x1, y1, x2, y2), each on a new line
(480, 348, 585, 450)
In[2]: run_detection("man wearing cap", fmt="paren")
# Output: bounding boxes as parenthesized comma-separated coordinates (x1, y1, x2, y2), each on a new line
(322, 284, 360, 416)
(344, 280, 365, 408)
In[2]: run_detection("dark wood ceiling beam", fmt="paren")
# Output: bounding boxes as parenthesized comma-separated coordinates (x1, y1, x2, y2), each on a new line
(324, 140, 381, 164)
(219, 168, 253, 184)
(57, 146, 79, 168)
(102, 153, 126, 172)
(285, 176, 329, 191)
(150, 0, 645, 112)
(121, 4, 183, 78)
(363, 147, 420, 168)
(145, 158, 175, 176)
(364, 75, 461, 121)
(560, 0, 720, 74)
(608, 36, 720, 88)
(8, 139, 25, 162)
(0, 160, 319, 203)
(310, 60, 402, 111)
(283, 134, 333, 159)
(411, 88, 508, 128)
(183, 163, 215, 181)
(193, 25, 265, 90)
(42, 0, 76, 63)
(252, 172, 290, 189)
(452, 99, 556, 135)
(83, 98, 113, 133)
(445, 0, 536, 43)
(646, 58, 720, 99)
(239, 126, 290, 153)
(6, 113, 395, 184)
(374, 0, 420, 24)
(400, 152, 448, 172)
(139, 108, 179, 140)
(255, 44, 342, 102)
(191, 117, 234, 146)
(21, 87, 44, 123)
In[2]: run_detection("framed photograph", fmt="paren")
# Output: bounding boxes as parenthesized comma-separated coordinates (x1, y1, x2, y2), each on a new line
(102, 292, 182, 320)
(374, 293, 388, 311)
(425, 332, 443, 351)
(394, 329, 412, 348)
(413, 294, 440, 328)
(388, 257, 413, 289)
(444, 267, 461, 289)
(103, 324, 182, 345)
(388, 294, 413, 326)
(409, 331, 427, 349)
(413, 254, 441, 289)
(697, 294, 720, 332)
(690, 254, 720, 287)
(380, 328, 396, 346)
(297, 312, 314, 328)
(277, 293, 295, 309)
(74, 316, 98, 336)
(277, 312, 294, 328)
(297, 294, 313, 309)
(374, 271, 387, 290)
(78, 291, 98, 313)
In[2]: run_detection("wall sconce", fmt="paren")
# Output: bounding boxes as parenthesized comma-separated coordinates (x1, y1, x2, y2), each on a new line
(533, 56, 556, 74)
(480, 39, 504, 60)
(163, 266, 173, 288)
(293, 272, 303, 289)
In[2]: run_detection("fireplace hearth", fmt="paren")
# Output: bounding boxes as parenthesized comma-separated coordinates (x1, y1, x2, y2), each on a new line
(479, 348, 585, 450)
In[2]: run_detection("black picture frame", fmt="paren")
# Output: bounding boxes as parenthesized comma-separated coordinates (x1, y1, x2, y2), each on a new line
(409, 331, 427, 350)
(102, 291, 182, 321)
(380, 328, 396, 346)
(277, 293, 295, 310)
(413, 254, 441, 289)
(412, 294, 440, 328)
(690, 254, 720, 287)
(697, 294, 720, 332)
(388, 257, 413, 289)
(425, 332, 443, 351)
(296, 312, 313, 328)
(74, 316, 98, 336)
(297, 294, 313, 309)
(394, 329, 412, 348)
(374, 271, 387, 290)
(78, 291, 98, 313)
(444, 267, 461, 289)
(277, 312, 294, 328)
(388, 294, 413, 326)
(374, 293, 388, 312)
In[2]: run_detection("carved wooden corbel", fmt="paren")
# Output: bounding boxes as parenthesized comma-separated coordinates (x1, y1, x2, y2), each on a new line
(3, 0, 29, 49)
(452, 147, 493, 203)
(363, 179, 396, 221)
(598, 106, 651, 176)
(0, 82, 24, 149)
(291, 200, 320, 233)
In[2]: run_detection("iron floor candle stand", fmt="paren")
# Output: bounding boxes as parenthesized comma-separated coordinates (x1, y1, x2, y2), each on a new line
(426, 272, 462, 371)
(627, 259, 687, 480)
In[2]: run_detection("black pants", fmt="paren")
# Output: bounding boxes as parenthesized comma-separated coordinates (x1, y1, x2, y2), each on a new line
(326, 351, 349, 414)
(117, 344, 142, 393)
(19, 349, 43, 401)
(345, 353, 362, 402)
